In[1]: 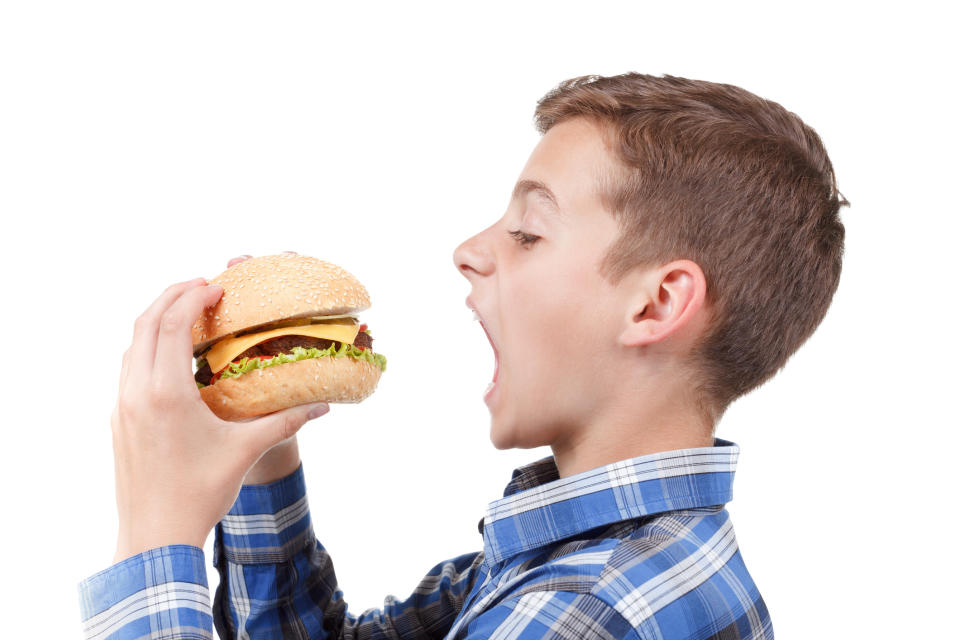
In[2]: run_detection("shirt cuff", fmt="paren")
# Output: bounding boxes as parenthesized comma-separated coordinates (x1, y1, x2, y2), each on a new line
(77, 545, 211, 640)
(213, 461, 314, 566)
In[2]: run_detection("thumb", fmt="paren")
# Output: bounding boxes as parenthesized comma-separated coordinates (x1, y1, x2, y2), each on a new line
(240, 402, 330, 455)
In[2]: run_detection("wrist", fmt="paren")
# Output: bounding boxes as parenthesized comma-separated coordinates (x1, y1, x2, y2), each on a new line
(113, 529, 207, 565)
(244, 438, 301, 485)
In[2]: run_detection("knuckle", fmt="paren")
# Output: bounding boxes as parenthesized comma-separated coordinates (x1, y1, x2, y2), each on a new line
(134, 313, 152, 333)
(111, 404, 127, 437)
(164, 281, 186, 294)
(278, 414, 298, 442)
(159, 310, 183, 333)
(149, 382, 176, 408)
(117, 395, 136, 422)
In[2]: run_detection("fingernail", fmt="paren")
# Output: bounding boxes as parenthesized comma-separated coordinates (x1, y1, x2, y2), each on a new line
(307, 404, 329, 419)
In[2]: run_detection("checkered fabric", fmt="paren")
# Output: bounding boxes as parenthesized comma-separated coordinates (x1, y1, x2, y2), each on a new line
(78, 438, 772, 639)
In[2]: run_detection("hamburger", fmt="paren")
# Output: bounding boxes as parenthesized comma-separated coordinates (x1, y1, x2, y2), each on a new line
(191, 253, 386, 420)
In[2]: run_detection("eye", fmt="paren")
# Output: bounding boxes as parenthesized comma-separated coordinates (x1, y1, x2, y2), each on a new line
(507, 229, 540, 247)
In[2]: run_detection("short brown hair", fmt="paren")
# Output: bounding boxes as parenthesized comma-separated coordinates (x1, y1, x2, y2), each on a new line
(534, 73, 847, 426)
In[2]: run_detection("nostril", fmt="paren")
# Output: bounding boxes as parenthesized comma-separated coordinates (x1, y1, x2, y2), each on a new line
(457, 260, 481, 278)
(454, 239, 493, 278)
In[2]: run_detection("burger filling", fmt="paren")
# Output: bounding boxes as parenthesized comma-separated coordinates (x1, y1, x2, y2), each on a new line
(195, 327, 386, 388)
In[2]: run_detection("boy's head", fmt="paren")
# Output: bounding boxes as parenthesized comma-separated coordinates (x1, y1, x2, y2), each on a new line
(453, 73, 846, 461)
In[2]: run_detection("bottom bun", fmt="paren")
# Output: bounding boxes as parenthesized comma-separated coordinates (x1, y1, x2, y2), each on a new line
(199, 355, 383, 420)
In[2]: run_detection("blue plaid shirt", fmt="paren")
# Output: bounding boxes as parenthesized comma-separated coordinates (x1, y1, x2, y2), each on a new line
(78, 438, 772, 639)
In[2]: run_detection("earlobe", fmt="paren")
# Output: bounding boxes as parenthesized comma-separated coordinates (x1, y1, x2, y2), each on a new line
(619, 260, 707, 349)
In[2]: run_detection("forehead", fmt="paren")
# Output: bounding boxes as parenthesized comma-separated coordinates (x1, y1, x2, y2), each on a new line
(515, 118, 613, 219)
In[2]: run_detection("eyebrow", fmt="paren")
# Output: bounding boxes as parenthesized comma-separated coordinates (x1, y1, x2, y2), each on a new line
(511, 179, 562, 216)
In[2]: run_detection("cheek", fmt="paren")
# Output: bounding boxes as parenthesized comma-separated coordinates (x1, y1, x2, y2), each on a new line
(505, 266, 588, 378)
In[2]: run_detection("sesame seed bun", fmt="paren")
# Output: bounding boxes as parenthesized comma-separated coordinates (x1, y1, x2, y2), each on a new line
(199, 354, 383, 420)
(192, 253, 383, 420)
(191, 253, 371, 355)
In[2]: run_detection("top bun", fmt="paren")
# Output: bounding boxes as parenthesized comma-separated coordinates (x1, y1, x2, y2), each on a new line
(191, 253, 371, 355)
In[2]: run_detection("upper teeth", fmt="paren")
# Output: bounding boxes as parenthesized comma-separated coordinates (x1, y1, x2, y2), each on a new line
(472, 309, 481, 322)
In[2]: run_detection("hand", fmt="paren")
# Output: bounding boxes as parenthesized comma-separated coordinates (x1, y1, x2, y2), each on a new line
(226, 251, 305, 485)
(110, 273, 329, 564)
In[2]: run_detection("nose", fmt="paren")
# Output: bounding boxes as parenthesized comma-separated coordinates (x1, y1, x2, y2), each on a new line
(453, 228, 494, 282)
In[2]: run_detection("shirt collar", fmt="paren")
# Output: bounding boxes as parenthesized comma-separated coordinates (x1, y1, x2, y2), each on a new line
(479, 438, 739, 565)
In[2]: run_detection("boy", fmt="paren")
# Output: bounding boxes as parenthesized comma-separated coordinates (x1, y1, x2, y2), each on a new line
(78, 73, 845, 639)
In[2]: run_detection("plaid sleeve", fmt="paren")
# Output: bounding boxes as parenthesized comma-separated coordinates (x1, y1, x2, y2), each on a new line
(77, 544, 212, 639)
(212, 462, 484, 639)
(460, 591, 640, 640)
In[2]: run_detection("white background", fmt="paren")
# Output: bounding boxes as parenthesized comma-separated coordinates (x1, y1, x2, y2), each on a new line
(1, 1, 956, 637)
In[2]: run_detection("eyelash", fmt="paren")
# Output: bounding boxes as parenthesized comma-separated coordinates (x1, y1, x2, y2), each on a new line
(507, 229, 540, 247)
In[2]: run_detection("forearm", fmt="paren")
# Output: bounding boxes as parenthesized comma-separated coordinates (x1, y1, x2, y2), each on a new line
(243, 438, 301, 485)
(212, 462, 481, 639)
(212, 461, 338, 637)
(78, 545, 212, 639)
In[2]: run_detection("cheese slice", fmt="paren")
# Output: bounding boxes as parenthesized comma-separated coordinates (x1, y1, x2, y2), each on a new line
(203, 320, 361, 374)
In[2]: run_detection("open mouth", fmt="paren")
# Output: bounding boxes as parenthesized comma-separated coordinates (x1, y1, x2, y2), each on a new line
(471, 305, 500, 395)
(479, 319, 499, 384)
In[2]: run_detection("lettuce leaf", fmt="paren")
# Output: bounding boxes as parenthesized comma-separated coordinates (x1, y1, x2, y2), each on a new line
(196, 343, 387, 388)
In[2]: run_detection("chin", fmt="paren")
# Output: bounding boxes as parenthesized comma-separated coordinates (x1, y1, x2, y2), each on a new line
(489, 414, 527, 450)
(489, 416, 548, 451)
(489, 421, 514, 450)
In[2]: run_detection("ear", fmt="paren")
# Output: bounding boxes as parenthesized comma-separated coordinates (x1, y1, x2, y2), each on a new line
(619, 259, 708, 348)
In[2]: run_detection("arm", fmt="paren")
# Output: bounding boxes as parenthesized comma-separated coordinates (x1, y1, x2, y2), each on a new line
(212, 461, 484, 639)
(79, 276, 331, 638)
(78, 545, 212, 640)
(211, 251, 483, 639)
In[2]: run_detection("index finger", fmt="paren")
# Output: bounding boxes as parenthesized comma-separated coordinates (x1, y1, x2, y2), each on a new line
(227, 254, 252, 268)
(226, 251, 297, 269)
(151, 284, 224, 393)
(125, 278, 208, 392)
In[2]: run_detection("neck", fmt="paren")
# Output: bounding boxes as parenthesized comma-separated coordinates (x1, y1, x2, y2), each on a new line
(550, 400, 715, 479)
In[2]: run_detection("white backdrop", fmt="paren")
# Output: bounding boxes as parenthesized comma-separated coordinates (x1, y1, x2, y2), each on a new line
(2, 2, 956, 637)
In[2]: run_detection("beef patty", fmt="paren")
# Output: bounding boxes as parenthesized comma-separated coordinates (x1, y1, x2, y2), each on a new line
(195, 330, 374, 385)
